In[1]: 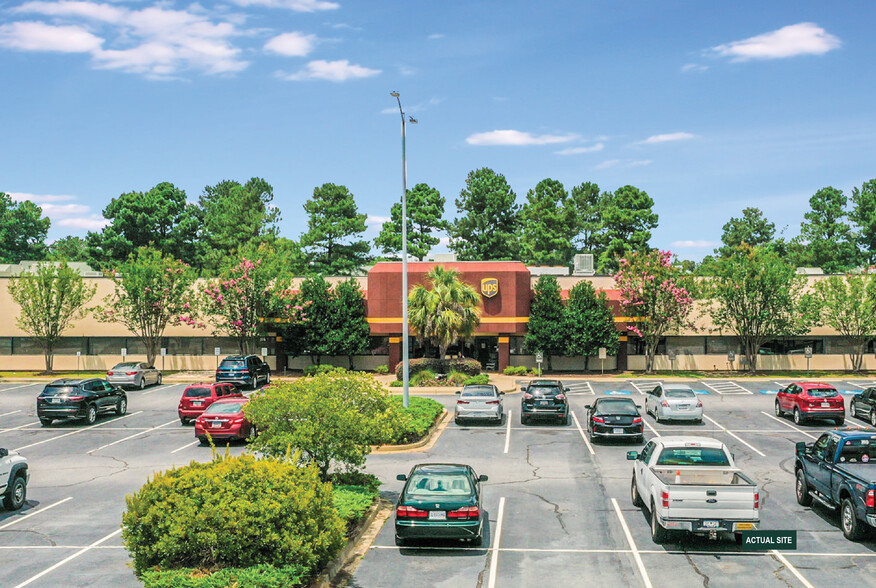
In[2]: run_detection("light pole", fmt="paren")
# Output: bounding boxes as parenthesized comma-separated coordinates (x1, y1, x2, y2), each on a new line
(390, 91, 416, 408)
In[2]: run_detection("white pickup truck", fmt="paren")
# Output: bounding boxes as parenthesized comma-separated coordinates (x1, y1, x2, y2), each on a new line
(627, 436, 759, 544)
(0, 447, 29, 511)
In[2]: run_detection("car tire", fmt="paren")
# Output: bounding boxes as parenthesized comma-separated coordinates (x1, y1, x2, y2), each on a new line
(197, 436, 208, 446)
(841, 497, 866, 541)
(835, 417, 845, 426)
(796, 469, 812, 506)
(266, 373, 271, 385)
(2, 475, 26, 510)
(793, 408, 804, 425)
(655, 413, 661, 424)
(84, 404, 97, 425)
(39, 418, 52, 427)
(775, 401, 784, 417)
(250, 376, 257, 390)
(395, 535, 406, 547)
(870, 410, 876, 427)
(471, 533, 483, 547)
(246, 425, 258, 442)
(650, 501, 670, 544)
(562, 414, 570, 426)
(180, 417, 189, 426)
(138, 378, 145, 391)
(631, 476, 644, 508)
(521, 415, 529, 426)
(695, 418, 703, 425)
(157, 374, 162, 385)
(850, 403, 857, 418)
(116, 398, 127, 416)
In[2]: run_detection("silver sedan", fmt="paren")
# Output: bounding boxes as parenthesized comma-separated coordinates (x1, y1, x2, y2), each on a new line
(454, 384, 504, 424)
(106, 362, 162, 390)
(644, 384, 703, 423)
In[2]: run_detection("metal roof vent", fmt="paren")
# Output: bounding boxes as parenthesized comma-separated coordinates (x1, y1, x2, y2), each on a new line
(573, 254, 595, 276)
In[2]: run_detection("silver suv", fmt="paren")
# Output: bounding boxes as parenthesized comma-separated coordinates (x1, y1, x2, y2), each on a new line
(0, 447, 28, 510)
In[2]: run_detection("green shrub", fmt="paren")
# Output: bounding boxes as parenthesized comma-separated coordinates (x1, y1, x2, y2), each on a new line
(329, 471, 380, 492)
(411, 369, 437, 386)
(333, 485, 379, 529)
(446, 358, 482, 376)
(303, 364, 347, 377)
(122, 454, 346, 577)
(463, 374, 490, 386)
(388, 396, 444, 443)
(446, 371, 468, 385)
(374, 365, 389, 374)
(503, 366, 517, 375)
(389, 380, 403, 387)
(141, 565, 310, 588)
(503, 366, 528, 376)
(395, 357, 482, 380)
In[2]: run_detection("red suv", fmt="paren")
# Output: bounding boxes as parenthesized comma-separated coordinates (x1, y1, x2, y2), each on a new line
(194, 398, 254, 444)
(178, 383, 242, 425)
(776, 382, 845, 426)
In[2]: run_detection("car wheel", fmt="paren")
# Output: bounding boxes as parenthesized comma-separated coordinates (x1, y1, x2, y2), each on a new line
(835, 417, 845, 426)
(138, 378, 145, 390)
(2, 475, 26, 510)
(250, 376, 257, 390)
(695, 418, 703, 425)
(455, 417, 461, 426)
(265, 373, 271, 385)
(395, 535, 406, 547)
(841, 497, 866, 541)
(246, 425, 258, 442)
(631, 475, 644, 508)
(850, 403, 857, 418)
(116, 398, 127, 416)
(197, 436, 208, 446)
(793, 408, 803, 425)
(871, 410, 876, 427)
(157, 374, 163, 385)
(39, 418, 52, 427)
(84, 404, 97, 425)
(650, 501, 670, 544)
(775, 401, 784, 417)
(180, 417, 189, 426)
(655, 413, 661, 424)
(562, 414, 570, 426)
(796, 469, 812, 506)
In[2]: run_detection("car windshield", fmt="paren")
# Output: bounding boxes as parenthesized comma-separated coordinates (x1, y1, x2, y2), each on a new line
(40, 385, 76, 396)
(204, 402, 245, 415)
(112, 363, 138, 370)
(596, 400, 638, 415)
(461, 387, 496, 398)
(529, 386, 561, 397)
(185, 387, 212, 398)
(406, 474, 472, 496)
(656, 447, 730, 466)
(808, 388, 838, 398)
(666, 390, 696, 399)
(220, 360, 245, 368)
(838, 438, 876, 464)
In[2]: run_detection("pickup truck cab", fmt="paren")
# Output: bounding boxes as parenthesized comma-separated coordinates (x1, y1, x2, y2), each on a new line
(0, 447, 29, 511)
(627, 436, 759, 544)
(795, 430, 876, 540)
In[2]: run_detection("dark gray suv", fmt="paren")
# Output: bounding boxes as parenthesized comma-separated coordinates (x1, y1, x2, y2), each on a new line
(215, 355, 271, 389)
(36, 378, 127, 426)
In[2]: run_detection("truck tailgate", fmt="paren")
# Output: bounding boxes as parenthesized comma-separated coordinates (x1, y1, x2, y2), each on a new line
(654, 467, 758, 520)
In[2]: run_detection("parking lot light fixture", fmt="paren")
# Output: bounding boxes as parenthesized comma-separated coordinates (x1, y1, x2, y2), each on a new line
(391, 91, 416, 408)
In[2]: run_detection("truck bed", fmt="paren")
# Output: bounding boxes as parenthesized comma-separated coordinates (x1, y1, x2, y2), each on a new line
(652, 467, 754, 487)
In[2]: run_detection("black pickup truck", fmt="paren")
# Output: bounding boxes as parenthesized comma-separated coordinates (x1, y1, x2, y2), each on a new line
(795, 430, 876, 540)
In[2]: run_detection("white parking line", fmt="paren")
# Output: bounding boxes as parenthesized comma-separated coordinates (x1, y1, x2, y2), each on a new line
(171, 440, 200, 454)
(759, 411, 817, 440)
(629, 381, 659, 395)
(1, 421, 41, 433)
(487, 496, 505, 588)
(14, 412, 142, 452)
(0, 410, 22, 418)
(140, 384, 176, 396)
(571, 411, 595, 456)
(88, 418, 178, 453)
(771, 550, 815, 588)
(503, 410, 512, 454)
(642, 418, 660, 438)
(0, 497, 73, 530)
(703, 381, 752, 395)
(702, 415, 766, 457)
(0, 383, 40, 393)
(611, 498, 653, 588)
(13, 528, 122, 588)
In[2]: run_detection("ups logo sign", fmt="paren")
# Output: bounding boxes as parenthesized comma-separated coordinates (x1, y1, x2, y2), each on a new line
(481, 278, 499, 299)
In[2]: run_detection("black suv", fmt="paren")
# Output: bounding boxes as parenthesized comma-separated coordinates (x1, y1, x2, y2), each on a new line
(216, 355, 271, 389)
(36, 378, 127, 426)
(521, 379, 570, 425)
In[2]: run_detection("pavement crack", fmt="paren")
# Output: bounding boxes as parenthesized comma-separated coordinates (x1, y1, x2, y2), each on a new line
(683, 552, 710, 588)
(0, 529, 58, 546)
(768, 553, 796, 588)
(525, 491, 568, 534)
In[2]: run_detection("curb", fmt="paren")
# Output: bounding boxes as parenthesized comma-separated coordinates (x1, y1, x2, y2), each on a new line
(310, 498, 392, 588)
(372, 410, 451, 454)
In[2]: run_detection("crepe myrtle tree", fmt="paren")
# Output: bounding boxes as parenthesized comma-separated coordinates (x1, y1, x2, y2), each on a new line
(93, 247, 197, 367)
(615, 250, 694, 373)
(194, 257, 307, 355)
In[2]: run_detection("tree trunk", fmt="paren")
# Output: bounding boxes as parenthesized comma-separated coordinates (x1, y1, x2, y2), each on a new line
(348, 355, 354, 370)
(146, 340, 158, 368)
(44, 344, 54, 373)
(745, 341, 758, 374)
(547, 354, 553, 372)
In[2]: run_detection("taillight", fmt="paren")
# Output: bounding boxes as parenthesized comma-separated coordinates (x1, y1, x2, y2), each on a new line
(632, 417, 643, 424)
(66, 395, 85, 401)
(556, 394, 566, 400)
(486, 400, 500, 405)
(125, 371, 137, 376)
(448, 506, 480, 519)
(106, 371, 114, 376)
(867, 490, 875, 509)
(696, 400, 703, 408)
(396, 505, 427, 518)
(661, 400, 669, 407)
(231, 417, 245, 424)
(754, 492, 760, 510)
(592, 417, 605, 424)
(524, 393, 533, 400)
(661, 490, 669, 508)
(457, 400, 470, 405)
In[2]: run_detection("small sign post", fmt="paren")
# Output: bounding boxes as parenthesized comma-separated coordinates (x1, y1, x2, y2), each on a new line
(160, 347, 166, 372)
(215, 347, 221, 369)
(261, 347, 268, 358)
(668, 349, 677, 372)
(728, 351, 735, 370)
(121, 347, 127, 358)
(76, 350, 81, 373)
(535, 351, 544, 376)
(598, 347, 607, 375)
(805, 346, 812, 374)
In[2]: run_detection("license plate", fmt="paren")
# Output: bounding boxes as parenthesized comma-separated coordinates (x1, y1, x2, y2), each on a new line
(821, 402, 830, 408)
(703, 520, 719, 528)
(538, 401, 548, 406)
(678, 405, 689, 410)
(736, 522, 755, 530)
(211, 421, 222, 428)
(428, 511, 446, 521)
(613, 428, 624, 434)
(52, 398, 62, 403)
(192, 401, 202, 406)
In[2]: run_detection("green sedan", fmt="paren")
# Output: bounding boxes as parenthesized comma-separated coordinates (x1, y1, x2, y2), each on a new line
(394, 463, 488, 546)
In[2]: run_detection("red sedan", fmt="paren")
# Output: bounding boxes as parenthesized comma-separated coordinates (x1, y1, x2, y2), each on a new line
(775, 382, 844, 426)
(194, 398, 255, 444)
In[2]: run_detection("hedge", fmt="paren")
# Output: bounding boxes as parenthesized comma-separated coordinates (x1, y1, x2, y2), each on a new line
(388, 396, 444, 444)
(141, 565, 310, 588)
(395, 357, 482, 380)
(303, 364, 347, 377)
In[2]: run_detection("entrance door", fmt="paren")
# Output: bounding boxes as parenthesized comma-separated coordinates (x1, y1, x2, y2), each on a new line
(474, 337, 499, 371)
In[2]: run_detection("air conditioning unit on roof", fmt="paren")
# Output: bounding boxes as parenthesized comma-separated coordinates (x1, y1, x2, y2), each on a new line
(573, 254, 595, 276)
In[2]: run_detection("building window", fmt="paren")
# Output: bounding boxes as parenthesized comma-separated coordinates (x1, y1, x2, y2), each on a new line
(705, 337, 740, 355)
(665, 336, 705, 355)
(627, 337, 665, 356)
(509, 336, 529, 355)
(758, 338, 824, 355)
(0, 337, 11, 355)
(369, 337, 389, 355)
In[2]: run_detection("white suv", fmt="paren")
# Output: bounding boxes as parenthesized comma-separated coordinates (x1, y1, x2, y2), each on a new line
(0, 448, 29, 510)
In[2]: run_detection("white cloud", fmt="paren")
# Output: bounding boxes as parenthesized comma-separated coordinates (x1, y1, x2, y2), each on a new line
(283, 59, 380, 81)
(56, 216, 110, 230)
(380, 97, 441, 115)
(264, 32, 317, 56)
(10, 191, 107, 229)
(428, 34, 444, 40)
(555, 143, 604, 155)
(40, 203, 91, 216)
(681, 63, 708, 73)
(0, 21, 103, 53)
(437, 236, 451, 246)
(366, 215, 391, 225)
(399, 65, 416, 76)
(9, 192, 76, 203)
(228, 0, 339, 11)
(671, 240, 719, 248)
(627, 160, 651, 167)
(466, 130, 579, 146)
(638, 132, 695, 144)
(595, 159, 619, 169)
(712, 22, 841, 62)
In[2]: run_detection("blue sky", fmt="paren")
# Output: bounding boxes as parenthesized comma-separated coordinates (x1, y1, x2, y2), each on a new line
(1, 0, 874, 261)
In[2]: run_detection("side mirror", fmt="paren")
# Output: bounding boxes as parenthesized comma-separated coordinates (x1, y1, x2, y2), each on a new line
(499, 391, 505, 395)
(626, 451, 638, 460)
(584, 404, 592, 409)
(396, 474, 407, 481)
(636, 404, 642, 409)
(478, 474, 488, 482)
(455, 390, 461, 394)
(521, 386, 528, 392)
(795, 442, 807, 454)
(0, 448, 7, 458)
(565, 387, 571, 393)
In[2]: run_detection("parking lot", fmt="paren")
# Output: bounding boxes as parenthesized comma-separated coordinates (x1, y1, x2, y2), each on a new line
(3, 379, 876, 587)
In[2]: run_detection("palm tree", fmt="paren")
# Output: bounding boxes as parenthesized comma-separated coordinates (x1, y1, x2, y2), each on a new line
(408, 266, 481, 358)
